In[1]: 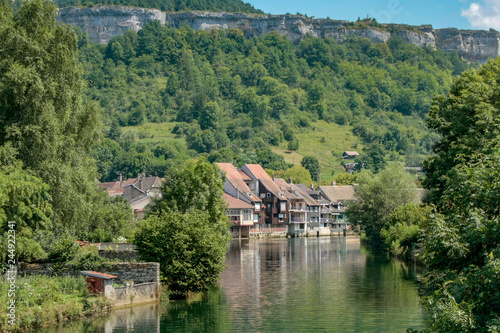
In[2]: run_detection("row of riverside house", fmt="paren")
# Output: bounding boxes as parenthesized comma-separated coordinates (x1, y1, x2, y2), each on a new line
(97, 164, 355, 238)
(216, 163, 355, 238)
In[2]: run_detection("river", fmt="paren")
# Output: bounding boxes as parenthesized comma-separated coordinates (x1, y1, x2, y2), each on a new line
(38, 237, 426, 332)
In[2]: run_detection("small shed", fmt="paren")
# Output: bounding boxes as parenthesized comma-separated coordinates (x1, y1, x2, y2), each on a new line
(342, 151, 359, 159)
(81, 271, 117, 297)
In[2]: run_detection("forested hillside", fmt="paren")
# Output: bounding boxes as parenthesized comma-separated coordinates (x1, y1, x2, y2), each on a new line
(55, 0, 263, 13)
(76, 21, 473, 183)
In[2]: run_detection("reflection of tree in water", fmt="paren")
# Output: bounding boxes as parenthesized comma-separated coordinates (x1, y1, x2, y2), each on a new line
(161, 289, 231, 332)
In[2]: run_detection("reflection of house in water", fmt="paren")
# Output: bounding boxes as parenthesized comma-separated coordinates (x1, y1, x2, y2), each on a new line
(219, 238, 365, 329)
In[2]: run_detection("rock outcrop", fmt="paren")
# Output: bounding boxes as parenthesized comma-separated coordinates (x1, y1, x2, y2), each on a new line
(57, 6, 500, 63)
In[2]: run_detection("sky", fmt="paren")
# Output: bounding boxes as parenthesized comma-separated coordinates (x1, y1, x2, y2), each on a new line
(246, 0, 500, 30)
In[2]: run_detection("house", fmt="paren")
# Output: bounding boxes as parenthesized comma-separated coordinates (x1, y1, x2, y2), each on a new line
(342, 151, 359, 159)
(316, 185, 355, 232)
(241, 164, 289, 233)
(344, 162, 359, 174)
(98, 174, 163, 218)
(274, 178, 309, 236)
(287, 183, 323, 236)
(215, 163, 263, 229)
(224, 194, 254, 238)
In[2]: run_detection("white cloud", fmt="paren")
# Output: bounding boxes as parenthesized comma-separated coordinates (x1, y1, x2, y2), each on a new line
(462, 0, 500, 29)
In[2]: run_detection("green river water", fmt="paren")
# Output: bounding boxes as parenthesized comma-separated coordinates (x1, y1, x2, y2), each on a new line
(38, 237, 426, 332)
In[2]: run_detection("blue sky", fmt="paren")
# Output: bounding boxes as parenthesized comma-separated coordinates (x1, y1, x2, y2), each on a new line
(246, 0, 500, 30)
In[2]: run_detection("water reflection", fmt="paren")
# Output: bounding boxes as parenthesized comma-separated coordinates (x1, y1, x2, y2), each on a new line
(39, 237, 425, 332)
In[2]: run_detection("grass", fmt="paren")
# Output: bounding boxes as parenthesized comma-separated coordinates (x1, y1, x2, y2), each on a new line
(274, 120, 362, 184)
(0, 275, 111, 332)
(125, 120, 361, 185)
(122, 122, 187, 146)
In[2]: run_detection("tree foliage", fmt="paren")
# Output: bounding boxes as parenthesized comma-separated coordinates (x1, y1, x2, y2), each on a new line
(73, 21, 472, 183)
(421, 58, 500, 331)
(300, 155, 320, 181)
(347, 162, 418, 248)
(0, 0, 134, 250)
(136, 158, 231, 295)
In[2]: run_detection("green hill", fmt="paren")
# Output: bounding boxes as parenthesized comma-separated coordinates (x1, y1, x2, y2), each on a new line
(76, 22, 474, 183)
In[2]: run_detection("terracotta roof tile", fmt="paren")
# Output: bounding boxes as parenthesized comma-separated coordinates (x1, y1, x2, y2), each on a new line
(216, 163, 261, 203)
(243, 164, 284, 198)
(224, 194, 254, 209)
(81, 271, 117, 280)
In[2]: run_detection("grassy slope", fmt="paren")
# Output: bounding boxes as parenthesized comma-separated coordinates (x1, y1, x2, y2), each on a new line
(274, 120, 361, 183)
(127, 120, 360, 184)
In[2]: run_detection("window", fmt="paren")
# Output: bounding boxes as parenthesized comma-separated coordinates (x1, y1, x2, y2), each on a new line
(243, 209, 252, 221)
(324, 223, 328, 228)
(300, 223, 305, 230)
(280, 202, 286, 211)
(228, 209, 240, 217)
(254, 203, 261, 211)
(254, 214, 259, 222)
(266, 193, 271, 198)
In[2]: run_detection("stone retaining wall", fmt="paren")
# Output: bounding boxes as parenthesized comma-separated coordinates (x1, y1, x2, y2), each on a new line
(18, 262, 159, 285)
(98, 250, 139, 262)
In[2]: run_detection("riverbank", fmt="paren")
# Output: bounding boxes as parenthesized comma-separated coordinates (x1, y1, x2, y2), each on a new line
(0, 275, 111, 332)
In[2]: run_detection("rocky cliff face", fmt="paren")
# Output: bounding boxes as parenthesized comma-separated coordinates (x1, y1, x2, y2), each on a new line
(57, 6, 165, 44)
(57, 6, 500, 63)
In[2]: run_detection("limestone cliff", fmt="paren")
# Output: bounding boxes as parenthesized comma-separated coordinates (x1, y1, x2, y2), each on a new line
(57, 6, 500, 63)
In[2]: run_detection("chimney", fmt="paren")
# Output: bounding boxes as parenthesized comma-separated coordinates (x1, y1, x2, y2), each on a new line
(119, 174, 123, 187)
(137, 173, 142, 189)
(236, 186, 240, 200)
(272, 173, 275, 181)
(331, 181, 336, 186)
(289, 177, 293, 184)
(310, 183, 314, 190)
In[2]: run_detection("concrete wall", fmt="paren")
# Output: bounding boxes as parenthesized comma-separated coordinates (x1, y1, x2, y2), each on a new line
(110, 282, 159, 307)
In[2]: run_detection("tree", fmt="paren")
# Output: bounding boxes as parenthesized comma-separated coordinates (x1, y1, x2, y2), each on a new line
(0, 0, 102, 230)
(282, 165, 313, 186)
(134, 211, 230, 296)
(136, 158, 230, 296)
(199, 101, 221, 130)
(420, 58, 500, 331)
(347, 162, 418, 248)
(301, 156, 320, 181)
(380, 203, 430, 260)
(423, 58, 500, 206)
(146, 157, 229, 228)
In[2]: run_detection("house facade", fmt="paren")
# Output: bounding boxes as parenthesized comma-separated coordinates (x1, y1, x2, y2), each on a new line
(241, 164, 289, 233)
(224, 193, 254, 238)
(316, 185, 355, 232)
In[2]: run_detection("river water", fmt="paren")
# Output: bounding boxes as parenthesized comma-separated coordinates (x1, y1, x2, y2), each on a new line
(39, 237, 426, 332)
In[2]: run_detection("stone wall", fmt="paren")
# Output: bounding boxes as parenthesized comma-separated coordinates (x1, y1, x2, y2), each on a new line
(18, 262, 159, 285)
(107, 262, 160, 284)
(98, 250, 139, 262)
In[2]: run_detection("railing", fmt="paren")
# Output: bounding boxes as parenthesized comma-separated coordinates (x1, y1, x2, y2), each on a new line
(290, 218, 304, 222)
(320, 218, 332, 223)
(321, 208, 331, 213)
(290, 206, 307, 211)
(250, 228, 287, 234)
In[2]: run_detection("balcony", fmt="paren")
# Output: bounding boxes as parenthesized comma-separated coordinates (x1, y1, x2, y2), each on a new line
(320, 218, 332, 223)
(290, 217, 305, 223)
(290, 206, 307, 212)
